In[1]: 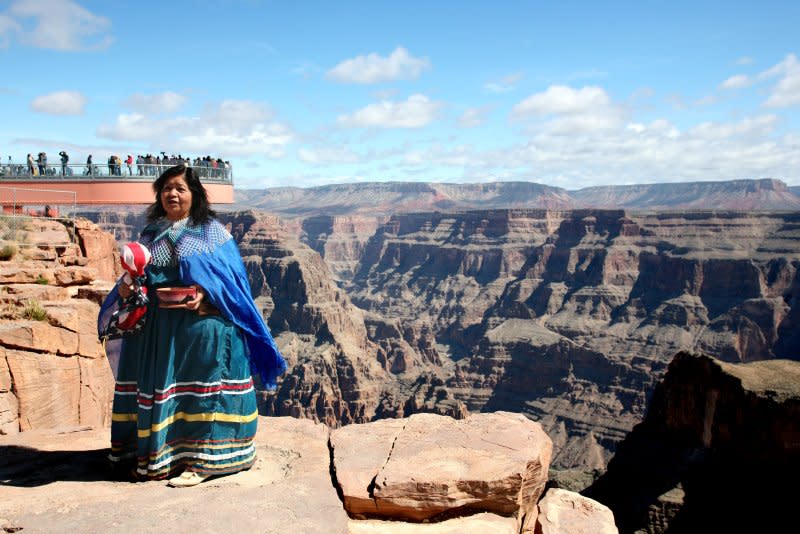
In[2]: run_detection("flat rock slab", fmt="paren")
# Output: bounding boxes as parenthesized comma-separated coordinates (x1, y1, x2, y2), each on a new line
(331, 411, 552, 528)
(0, 416, 348, 534)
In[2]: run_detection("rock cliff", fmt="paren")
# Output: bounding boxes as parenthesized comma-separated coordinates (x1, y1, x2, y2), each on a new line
(67, 206, 800, 475)
(345, 209, 800, 470)
(583, 352, 800, 533)
(0, 217, 118, 435)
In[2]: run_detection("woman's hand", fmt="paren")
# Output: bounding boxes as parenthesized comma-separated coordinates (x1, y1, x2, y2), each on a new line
(184, 284, 206, 311)
(118, 279, 134, 298)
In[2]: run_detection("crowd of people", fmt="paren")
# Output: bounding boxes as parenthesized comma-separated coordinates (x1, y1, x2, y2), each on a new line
(1, 151, 232, 181)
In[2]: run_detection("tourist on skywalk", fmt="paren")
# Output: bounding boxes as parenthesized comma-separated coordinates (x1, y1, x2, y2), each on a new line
(27, 153, 35, 175)
(85, 154, 93, 175)
(98, 163, 286, 488)
(59, 151, 69, 176)
(37, 152, 46, 176)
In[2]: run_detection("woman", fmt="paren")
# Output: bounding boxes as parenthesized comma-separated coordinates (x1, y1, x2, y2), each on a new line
(100, 164, 286, 487)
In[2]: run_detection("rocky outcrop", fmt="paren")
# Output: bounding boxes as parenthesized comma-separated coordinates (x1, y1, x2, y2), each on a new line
(0, 217, 117, 435)
(73, 206, 800, 478)
(346, 209, 800, 470)
(537, 488, 618, 534)
(225, 213, 386, 426)
(331, 412, 552, 531)
(583, 352, 800, 533)
(0, 413, 616, 533)
(301, 215, 385, 281)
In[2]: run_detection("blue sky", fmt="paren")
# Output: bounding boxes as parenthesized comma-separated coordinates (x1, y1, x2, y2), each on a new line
(1, 0, 799, 189)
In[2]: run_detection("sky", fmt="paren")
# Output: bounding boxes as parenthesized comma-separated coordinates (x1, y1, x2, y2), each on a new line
(1, 0, 799, 190)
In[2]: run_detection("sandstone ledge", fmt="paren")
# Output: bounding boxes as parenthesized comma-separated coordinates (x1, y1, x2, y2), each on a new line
(0, 414, 615, 534)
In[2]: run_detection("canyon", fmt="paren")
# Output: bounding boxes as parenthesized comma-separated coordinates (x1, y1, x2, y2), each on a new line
(2, 178, 799, 531)
(74, 191, 800, 476)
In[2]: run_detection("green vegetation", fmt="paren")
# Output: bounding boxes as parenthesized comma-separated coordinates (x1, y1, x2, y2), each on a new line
(34, 274, 49, 285)
(22, 299, 48, 321)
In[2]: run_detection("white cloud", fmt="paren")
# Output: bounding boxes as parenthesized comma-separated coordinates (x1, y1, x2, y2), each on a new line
(30, 90, 86, 115)
(381, 112, 798, 189)
(512, 85, 624, 134)
(337, 94, 441, 128)
(123, 92, 187, 114)
(513, 85, 611, 116)
(97, 99, 293, 158)
(688, 114, 777, 140)
(759, 54, 800, 108)
(508, 115, 796, 187)
(297, 145, 360, 165)
(458, 107, 490, 128)
(96, 113, 192, 141)
(484, 72, 523, 93)
(626, 122, 645, 134)
(7, 0, 112, 51)
(720, 74, 752, 90)
(326, 46, 430, 84)
(736, 56, 754, 65)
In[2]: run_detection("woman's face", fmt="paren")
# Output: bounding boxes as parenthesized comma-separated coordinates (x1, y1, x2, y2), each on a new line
(160, 173, 193, 221)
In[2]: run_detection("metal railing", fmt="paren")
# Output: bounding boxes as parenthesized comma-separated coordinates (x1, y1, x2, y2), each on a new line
(0, 162, 233, 183)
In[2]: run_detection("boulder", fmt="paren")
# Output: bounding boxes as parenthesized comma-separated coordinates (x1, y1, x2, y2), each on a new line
(330, 418, 406, 515)
(332, 411, 552, 530)
(536, 488, 618, 534)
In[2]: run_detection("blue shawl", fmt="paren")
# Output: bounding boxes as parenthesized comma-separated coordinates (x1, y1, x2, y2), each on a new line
(98, 217, 286, 389)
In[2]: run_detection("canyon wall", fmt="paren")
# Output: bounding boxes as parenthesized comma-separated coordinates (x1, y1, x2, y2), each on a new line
(583, 352, 800, 533)
(0, 217, 119, 435)
(70, 207, 800, 472)
(340, 209, 800, 469)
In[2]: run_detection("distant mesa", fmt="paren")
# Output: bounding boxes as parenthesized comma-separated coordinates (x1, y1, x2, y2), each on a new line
(234, 178, 800, 218)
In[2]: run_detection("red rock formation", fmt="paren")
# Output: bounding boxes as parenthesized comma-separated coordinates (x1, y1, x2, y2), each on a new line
(346, 209, 800, 470)
(0, 217, 116, 435)
(331, 411, 553, 531)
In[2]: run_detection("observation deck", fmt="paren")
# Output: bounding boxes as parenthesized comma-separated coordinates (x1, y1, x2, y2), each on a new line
(0, 162, 233, 213)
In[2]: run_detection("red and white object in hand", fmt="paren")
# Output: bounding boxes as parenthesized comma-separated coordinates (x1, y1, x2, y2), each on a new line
(120, 241, 152, 285)
(117, 242, 152, 328)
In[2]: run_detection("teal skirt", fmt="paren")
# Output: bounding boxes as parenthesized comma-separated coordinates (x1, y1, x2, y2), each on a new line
(109, 268, 258, 479)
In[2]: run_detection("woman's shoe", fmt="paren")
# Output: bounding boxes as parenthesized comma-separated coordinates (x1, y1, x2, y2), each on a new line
(167, 471, 208, 488)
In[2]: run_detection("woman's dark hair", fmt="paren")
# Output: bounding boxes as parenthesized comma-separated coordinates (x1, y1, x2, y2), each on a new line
(146, 164, 216, 223)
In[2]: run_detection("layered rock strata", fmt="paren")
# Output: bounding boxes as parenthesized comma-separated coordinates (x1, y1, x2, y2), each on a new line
(0, 217, 118, 435)
(346, 209, 800, 469)
(68, 207, 800, 476)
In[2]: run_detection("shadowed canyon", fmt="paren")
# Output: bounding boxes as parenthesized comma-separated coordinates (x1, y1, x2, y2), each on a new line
(77, 179, 800, 474)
